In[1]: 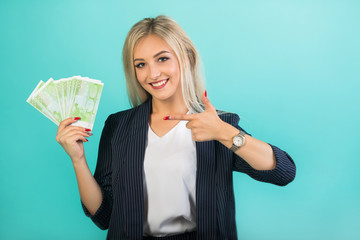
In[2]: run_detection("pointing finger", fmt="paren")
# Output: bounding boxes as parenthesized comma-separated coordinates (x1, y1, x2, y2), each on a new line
(164, 114, 197, 121)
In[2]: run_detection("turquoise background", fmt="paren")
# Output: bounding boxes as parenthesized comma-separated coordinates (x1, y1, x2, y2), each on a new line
(1, 0, 359, 239)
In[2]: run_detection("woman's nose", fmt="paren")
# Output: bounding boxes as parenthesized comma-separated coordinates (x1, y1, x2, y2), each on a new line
(149, 64, 161, 79)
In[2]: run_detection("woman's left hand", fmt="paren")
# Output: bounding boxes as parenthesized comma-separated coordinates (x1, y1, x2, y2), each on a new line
(166, 91, 233, 142)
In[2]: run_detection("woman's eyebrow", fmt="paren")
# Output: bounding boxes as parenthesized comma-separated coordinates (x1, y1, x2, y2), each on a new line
(153, 50, 170, 58)
(133, 50, 170, 62)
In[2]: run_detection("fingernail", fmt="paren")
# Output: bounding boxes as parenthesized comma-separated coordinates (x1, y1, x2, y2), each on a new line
(85, 128, 91, 132)
(205, 90, 207, 97)
(84, 139, 88, 142)
(74, 117, 81, 120)
(163, 115, 171, 120)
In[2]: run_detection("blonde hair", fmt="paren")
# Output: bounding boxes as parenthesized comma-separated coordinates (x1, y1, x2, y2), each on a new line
(122, 15, 206, 113)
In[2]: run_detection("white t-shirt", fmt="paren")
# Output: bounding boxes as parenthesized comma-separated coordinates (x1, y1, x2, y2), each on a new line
(143, 120, 197, 237)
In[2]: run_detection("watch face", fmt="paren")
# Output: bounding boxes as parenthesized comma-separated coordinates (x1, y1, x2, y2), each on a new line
(233, 136, 243, 147)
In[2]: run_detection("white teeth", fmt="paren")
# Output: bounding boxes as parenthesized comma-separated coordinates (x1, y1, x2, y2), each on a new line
(151, 79, 167, 87)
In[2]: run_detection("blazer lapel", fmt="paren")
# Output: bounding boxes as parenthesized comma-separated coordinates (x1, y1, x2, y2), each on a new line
(196, 140, 217, 239)
(121, 98, 152, 239)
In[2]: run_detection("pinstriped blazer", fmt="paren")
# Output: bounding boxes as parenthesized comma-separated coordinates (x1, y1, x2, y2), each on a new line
(82, 97, 296, 240)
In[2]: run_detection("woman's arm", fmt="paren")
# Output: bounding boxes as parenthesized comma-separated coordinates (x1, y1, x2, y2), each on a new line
(167, 92, 295, 182)
(217, 113, 296, 186)
(216, 122, 276, 171)
(72, 157, 103, 215)
(56, 117, 103, 215)
(57, 116, 116, 229)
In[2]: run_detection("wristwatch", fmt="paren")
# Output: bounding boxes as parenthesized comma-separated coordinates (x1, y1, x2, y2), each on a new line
(230, 130, 246, 152)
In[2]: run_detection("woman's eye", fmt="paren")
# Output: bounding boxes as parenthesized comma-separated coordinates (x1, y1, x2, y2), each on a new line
(135, 63, 145, 68)
(158, 57, 168, 62)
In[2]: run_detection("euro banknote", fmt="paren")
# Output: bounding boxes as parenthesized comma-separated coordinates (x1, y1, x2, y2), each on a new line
(26, 76, 104, 130)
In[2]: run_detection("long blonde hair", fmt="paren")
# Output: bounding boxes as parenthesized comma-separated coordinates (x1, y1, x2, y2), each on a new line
(122, 15, 206, 113)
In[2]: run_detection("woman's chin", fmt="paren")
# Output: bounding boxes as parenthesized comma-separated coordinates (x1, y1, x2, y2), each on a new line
(152, 94, 172, 101)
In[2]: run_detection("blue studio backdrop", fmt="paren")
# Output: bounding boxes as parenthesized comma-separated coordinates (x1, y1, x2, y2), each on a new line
(1, 0, 359, 239)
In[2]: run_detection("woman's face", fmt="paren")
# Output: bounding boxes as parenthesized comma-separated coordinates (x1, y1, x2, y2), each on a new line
(133, 34, 182, 102)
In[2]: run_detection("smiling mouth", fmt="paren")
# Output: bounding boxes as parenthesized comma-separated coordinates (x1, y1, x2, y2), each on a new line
(150, 79, 168, 89)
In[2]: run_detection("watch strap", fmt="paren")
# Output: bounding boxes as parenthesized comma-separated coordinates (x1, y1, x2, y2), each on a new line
(230, 130, 246, 152)
(229, 144, 239, 152)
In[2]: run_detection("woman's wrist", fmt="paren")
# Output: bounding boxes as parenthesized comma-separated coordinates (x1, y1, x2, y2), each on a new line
(72, 156, 88, 170)
(216, 122, 240, 148)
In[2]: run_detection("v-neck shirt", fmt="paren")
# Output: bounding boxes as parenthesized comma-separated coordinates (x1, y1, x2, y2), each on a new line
(143, 119, 197, 236)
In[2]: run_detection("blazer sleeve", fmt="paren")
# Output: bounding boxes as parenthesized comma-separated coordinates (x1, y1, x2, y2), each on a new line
(226, 113, 296, 186)
(81, 114, 115, 230)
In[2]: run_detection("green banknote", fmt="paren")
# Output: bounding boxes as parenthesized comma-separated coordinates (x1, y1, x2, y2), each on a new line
(68, 77, 103, 129)
(34, 78, 62, 124)
(26, 76, 104, 129)
(26, 80, 59, 125)
(54, 79, 66, 119)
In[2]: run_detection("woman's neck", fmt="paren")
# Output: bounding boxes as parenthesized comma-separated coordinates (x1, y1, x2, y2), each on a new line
(151, 96, 188, 116)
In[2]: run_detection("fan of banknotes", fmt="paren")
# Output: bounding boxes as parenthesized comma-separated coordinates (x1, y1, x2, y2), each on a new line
(26, 76, 104, 130)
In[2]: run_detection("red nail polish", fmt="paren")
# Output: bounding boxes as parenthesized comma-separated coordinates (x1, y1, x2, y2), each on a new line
(74, 117, 81, 120)
(85, 128, 91, 132)
(163, 116, 171, 120)
(205, 90, 207, 97)
(84, 139, 88, 142)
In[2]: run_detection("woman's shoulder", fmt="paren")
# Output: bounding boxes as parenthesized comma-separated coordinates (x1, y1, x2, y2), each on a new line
(216, 110, 240, 125)
(216, 110, 251, 135)
(108, 107, 136, 120)
(105, 100, 151, 126)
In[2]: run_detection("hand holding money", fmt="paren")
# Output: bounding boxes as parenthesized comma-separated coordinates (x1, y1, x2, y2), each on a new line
(56, 117, 92, 164)
(27, 76, 103, 164)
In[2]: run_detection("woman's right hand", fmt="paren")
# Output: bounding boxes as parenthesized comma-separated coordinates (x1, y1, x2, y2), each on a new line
(56, 117, 92, 165)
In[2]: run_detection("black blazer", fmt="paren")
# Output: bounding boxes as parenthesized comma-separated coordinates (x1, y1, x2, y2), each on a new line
(82, 97, 296, 240)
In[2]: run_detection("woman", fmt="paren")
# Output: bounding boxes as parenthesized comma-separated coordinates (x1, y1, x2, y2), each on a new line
(56, 15, 296, 240)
